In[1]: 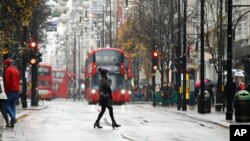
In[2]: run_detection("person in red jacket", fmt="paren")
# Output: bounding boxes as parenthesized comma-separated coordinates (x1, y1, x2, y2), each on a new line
(239, 82, 247, 90)
(3, 58, 20, 128)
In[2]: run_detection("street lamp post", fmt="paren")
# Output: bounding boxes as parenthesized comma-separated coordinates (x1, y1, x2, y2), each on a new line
(102, 2, 105, 47)
(177, 0, 182, 111)
(77, 31, 82, 100)
(198, 0, 205, 114)
(182, 0, 187, 111)
(65, 35, 68, 71)
(226, 0, 233, 120)
(73, 29, 77, 101)
(215, 0, 224, 112)
(109, 0, 112, 47)
(21, 25, 28, 108)
(152, 0, 156, 107)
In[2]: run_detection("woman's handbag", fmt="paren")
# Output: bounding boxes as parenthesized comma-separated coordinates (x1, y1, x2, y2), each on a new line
(100, 92, 109, 104)
(0, 83, 7, 100)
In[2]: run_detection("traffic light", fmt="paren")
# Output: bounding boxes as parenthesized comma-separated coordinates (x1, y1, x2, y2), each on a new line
(152, 50, 159, 72)
(30, 41, 37, 50)
(178, 56, 184, 73)
(29, 51, 42, 65)
(36, 51, 42, 63)
(30, 52, 37, 65)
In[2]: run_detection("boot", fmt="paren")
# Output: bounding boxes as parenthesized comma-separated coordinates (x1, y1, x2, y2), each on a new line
(112, 120, 121, 129)
(6, 124, 14, 128)
(109, 107, 121, 129)
(5, 123, 10, 128)
(94, 121, 103, 129)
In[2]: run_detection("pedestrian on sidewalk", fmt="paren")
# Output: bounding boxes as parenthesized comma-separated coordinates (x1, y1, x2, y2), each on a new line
(0, 76, 9, 127)
(3, 58, 20, 128)
(94, 68, 121, 129)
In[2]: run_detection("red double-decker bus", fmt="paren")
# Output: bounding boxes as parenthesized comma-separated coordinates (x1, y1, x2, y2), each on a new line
(84, 48, 127, 104)
(52, 69, 70, 99)
(37, 64, 53, 100)
(124, 54, 133, 102)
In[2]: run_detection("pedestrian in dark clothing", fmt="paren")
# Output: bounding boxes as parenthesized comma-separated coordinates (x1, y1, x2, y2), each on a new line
(0, 77, 9, 127)
(161, 83, 168, 106)
(224, 78, 237, 107)
(4, 58, 20, 128)
(207, 84, 214, 104)
(94, 68, 121, 129)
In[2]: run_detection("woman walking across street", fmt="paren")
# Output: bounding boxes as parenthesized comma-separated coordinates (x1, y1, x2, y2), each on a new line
(0, 76, 9, 127)
(94, 68, 121, 129)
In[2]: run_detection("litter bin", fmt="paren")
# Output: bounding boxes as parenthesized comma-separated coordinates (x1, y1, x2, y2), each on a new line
(198, 90, 211, 113)
(234, 90, 250, 122)
(204, 90, 211, 113)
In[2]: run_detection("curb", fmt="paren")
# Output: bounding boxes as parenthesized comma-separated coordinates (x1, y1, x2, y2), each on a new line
(172, 111, 230, 129)
(16, 111, 32, 123)
(16, 105, 48, 123)
(17, 105, 48, 111)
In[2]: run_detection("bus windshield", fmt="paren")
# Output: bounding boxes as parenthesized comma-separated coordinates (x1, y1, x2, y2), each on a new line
(91, 74, 126, 91)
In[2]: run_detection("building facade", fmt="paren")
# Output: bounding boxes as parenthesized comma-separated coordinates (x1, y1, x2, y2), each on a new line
(233, 0, 250, 78)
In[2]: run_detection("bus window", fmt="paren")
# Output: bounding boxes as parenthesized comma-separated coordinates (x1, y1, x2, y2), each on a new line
(38, 67, 50, 76)
(38, 80, 51, 86)
(55, 72, 65, 78)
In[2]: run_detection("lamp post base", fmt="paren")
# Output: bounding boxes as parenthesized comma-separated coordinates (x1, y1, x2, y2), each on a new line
(22, 101, 27, 108)
(153, 102, 156, 107)
(226, 111, 233, 120)
(182, 105, 187, 111)
(177, 105, 181, 110)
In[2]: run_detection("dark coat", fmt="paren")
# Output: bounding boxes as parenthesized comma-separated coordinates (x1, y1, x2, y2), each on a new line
(99, 76, 112, 106)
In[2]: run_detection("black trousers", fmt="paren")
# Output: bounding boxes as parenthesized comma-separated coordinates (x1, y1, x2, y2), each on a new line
(96, 105, 115, 123)
(0, 99, 9, 124)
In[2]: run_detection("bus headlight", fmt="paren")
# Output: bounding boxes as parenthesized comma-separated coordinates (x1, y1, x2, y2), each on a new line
(121, 89, 126, 94)
(128, 90, 132, 95)
(91, 89, 96, 94)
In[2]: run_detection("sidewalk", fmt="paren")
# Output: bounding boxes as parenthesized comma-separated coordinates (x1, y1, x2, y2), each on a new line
(15, 103, 48, 122)
(132, 102, 250, 128)
(0, 102, 48, 128)
(166, 106, 234, 128)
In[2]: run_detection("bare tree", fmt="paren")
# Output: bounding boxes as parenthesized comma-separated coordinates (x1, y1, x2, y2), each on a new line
(124, 0, 178, 87)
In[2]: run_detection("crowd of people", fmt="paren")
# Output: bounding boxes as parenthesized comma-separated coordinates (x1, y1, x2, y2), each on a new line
(130, 76, 249, 108)
(131, 83, 179, 106)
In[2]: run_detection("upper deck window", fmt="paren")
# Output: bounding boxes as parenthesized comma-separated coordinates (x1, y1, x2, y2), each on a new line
(95, 50, 123, 65)
(38, 67, 51, 76)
